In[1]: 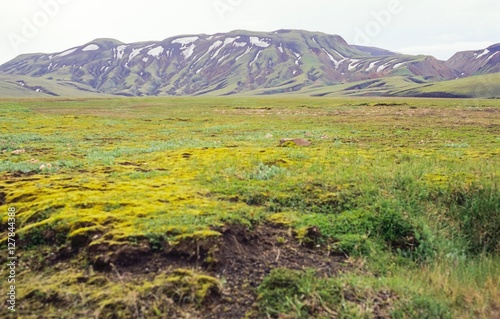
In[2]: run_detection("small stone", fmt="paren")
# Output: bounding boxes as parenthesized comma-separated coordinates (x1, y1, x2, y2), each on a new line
(11, 149, 26, 155)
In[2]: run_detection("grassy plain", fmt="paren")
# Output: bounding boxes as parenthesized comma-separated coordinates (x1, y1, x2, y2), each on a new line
(0, 97, 499, 318)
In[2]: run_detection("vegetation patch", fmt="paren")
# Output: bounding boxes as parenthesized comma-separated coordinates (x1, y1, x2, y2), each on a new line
(0, 97, 498, 318)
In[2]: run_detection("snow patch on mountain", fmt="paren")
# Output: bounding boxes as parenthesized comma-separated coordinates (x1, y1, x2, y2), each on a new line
(291, 50, 301, 58)
(125, 47, 144, 67)
(210, 37, 238, 56)
(377, 60, 395, 72)
(332, 49, 346, 59)
(487, 52, 498, 61)
(172, 37, 199, 45)
(129, 48, 142, 60)
(115, 45, 127, 59)
(322, 48, 347, 69)
(191, 40, 223, 65)
(347, 59, 360, 71)
(365, 61, 380, 72)
(323, 49, 335, 62)
(291, 49, 302, 65)
(278, 43, 284, 53)
(377, 64, 389, 72)
(182, 44, 196, 59)
(213, 43, 226, 57)
(82, 44, 99, 51)
(393, 62, 406, 69)
(249, 51, 262, 66)
(250, 37, 270, 48)
(236, 47, 251, 61)
(209, 40, 223, 51)
(224, 37, 237, 45)
(57, 48, 77, 57)
(476, 49, 490, 59)
(148, 46, 164, 58)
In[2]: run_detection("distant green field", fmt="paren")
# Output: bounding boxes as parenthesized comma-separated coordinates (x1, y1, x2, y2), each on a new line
(292, 74, 500, 99)
(415, 73, 500, 97)
(0, 97, 498, 318)
(2, 72, 499, 99)
(0, 74, 108, 98)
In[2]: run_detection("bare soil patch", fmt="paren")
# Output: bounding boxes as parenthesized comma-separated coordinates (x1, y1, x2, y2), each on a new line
(81, 224, 346, 318)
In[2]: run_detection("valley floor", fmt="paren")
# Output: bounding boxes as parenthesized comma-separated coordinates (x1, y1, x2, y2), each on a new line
(0, 97, 498, 318)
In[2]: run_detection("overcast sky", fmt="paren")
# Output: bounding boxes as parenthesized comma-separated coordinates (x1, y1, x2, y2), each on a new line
(0, 0, 498, 64)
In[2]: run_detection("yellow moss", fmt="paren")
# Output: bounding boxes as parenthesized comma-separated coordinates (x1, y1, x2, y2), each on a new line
(279, 140, 298, 148)
(17, 217, 59, 234)
(294, 227, 310, 241)
(144, 268, 221, 304)
(267, 212, 298, 226)
(424, 173, 450, 188)
(87, 239, 130, 250)
(173, 229, 222, 244)
(68, 225, 106, 239)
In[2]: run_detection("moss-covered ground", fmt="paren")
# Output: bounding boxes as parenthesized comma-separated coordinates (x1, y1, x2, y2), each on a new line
(0, 97, 498, 318)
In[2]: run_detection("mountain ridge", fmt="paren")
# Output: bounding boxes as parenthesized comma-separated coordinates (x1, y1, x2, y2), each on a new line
(0, 29, 498, 97)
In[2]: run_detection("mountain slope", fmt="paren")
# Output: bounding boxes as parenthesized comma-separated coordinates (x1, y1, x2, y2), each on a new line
(446, 44, 500, 77)
(0, 73, 107, 97)
(0, 30, 498, 97)
(292, 74, 500, 99)
(0, 30, 461, 97)
(407, 73, 500, 98)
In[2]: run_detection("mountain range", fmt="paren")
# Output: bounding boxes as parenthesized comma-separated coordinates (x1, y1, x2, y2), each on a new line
(0, 30, 499, 98)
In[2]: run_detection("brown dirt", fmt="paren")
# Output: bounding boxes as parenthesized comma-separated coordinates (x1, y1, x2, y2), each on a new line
(204, 224, 345, 318)
(89, 224, 347, 318)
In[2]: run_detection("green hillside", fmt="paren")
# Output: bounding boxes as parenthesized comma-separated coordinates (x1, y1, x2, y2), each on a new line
(0, 74, 108, 98)
(2, 72, 499, 99)
(287, 74, 500, 98)
(411, 73, 500, 98)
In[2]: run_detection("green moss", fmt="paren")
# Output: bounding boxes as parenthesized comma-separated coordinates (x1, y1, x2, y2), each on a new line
(333, 234, 376, 256)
